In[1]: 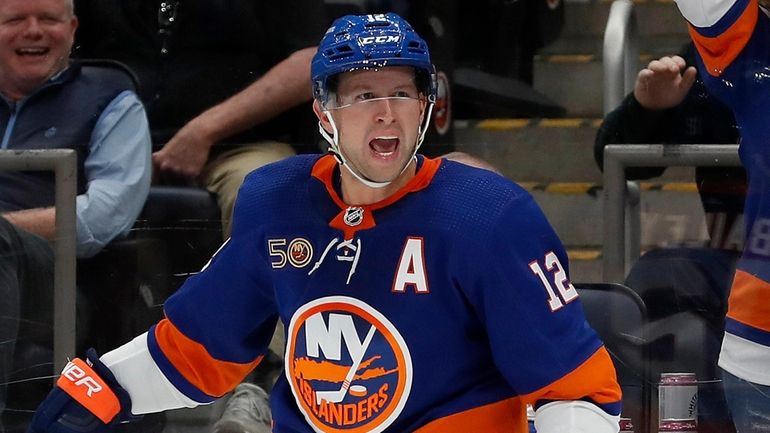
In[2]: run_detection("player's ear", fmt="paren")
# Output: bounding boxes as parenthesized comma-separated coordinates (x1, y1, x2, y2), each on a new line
(313, 100, 334, 135)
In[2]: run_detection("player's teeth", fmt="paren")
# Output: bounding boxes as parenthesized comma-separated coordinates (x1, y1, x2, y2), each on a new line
(18, 48, 46, 54)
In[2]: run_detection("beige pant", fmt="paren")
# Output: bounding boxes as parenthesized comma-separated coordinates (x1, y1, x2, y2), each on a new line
(203, 141, 296, 238)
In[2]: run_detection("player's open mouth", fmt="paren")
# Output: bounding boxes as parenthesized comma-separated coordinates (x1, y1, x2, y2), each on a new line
(16, 47, 49, 57)
(369, 136, 399, 158)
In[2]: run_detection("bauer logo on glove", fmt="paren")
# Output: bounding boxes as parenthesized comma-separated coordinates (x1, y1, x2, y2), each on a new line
(56, 359, 120, 424)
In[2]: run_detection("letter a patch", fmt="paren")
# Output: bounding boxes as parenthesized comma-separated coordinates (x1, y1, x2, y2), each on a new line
(392, 237, 429, 293)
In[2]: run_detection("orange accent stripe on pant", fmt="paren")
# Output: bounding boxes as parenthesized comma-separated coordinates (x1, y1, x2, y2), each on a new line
(413, 397, 528, 433)
(688, 0, 758, 77)
(154, 319, 262, 397)
(727, 269, 770, 332)
(521, 346, 622, 406)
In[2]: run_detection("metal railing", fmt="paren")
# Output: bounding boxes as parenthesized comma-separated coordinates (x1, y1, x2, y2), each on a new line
(603, 0, 645, 273)
(603, 0, 639, 116)
(0, 149, 77, 374)
(602, 144, 741, 282)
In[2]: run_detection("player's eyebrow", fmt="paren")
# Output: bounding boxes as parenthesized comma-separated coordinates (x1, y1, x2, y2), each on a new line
(343, 81, 417, 95)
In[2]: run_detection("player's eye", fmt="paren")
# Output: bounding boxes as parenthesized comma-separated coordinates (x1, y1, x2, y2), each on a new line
(355, 92, 376, 101)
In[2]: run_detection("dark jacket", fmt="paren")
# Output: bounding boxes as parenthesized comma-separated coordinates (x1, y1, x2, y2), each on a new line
(0, 61, 135, 211)
(594, 43, 746, 218)
(594, 43, 746, 246)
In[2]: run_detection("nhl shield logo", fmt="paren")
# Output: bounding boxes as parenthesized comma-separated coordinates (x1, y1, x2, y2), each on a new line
(286, 296, 412, 433)
(343, 207, 365, 227)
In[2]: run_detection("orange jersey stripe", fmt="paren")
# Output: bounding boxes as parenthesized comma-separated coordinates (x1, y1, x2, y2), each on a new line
(727, 269, 770, 332)
(413, 397, 527, 433)
(521, 346, 622, 406)
(154, 319, 262, 397)
(688, 0, 758, 77)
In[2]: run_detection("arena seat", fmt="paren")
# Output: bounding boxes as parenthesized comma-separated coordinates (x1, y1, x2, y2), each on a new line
(77, 186, 223, 353)
(576, 283, 651, 433)
(623, 247, 738, 433)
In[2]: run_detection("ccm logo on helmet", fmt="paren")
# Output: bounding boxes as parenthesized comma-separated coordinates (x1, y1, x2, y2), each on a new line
(62, 362, 103, 397)
(359, 35, 400, 45)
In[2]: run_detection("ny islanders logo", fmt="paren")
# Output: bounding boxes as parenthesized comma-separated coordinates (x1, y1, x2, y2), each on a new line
(286, 296, 412, 433)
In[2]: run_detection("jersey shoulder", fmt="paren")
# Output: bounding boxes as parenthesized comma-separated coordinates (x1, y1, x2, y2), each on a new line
(231, 154, 321, 232)
(428, 159, 547, 238)
(239, 154, 319, 202)
(432, 158, 531, 205)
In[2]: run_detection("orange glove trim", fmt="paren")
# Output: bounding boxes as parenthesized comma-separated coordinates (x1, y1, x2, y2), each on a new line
(56, 358, 121, 424)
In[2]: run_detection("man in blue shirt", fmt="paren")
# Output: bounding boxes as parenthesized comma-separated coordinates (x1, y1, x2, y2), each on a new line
(0, 0, 151, 428)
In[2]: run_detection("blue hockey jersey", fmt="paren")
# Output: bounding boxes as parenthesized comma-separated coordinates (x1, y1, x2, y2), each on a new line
(677, 0, 770, 385)
(107, 155, 621, 432)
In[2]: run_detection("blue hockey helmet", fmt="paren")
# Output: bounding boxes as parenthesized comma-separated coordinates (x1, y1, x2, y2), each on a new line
(311, 13, 437, 107)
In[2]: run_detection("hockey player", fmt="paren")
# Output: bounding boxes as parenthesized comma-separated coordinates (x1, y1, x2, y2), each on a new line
(673, 0, 770, 430)
(28, 13, 622, 433)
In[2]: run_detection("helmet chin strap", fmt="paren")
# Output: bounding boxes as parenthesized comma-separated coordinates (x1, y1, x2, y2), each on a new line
(318, 102, 435, 190)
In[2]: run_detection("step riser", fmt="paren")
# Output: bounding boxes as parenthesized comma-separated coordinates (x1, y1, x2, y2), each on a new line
(509, 189, 716, 283)
(530, 190, 710, 248)
(456, 126, 603, 181)
(455, 125, 696, 182)
(537, 0, 692, 117)
(563, 1, 690, 37)
(562, 191, 737, 284)
(533, 60, 603, 117)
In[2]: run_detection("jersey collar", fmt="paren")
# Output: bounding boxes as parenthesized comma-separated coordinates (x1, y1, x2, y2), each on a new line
(311, 154, 442, 239)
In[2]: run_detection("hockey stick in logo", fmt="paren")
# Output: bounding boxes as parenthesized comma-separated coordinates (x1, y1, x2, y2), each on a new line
(316, 325, 376, 404)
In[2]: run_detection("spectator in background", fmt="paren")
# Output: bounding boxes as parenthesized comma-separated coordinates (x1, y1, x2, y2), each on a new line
(0, 0, 150, 429)
(596, 47, 744, 433)
(595, 44, 745, 251)
(73, 0, 328, 237)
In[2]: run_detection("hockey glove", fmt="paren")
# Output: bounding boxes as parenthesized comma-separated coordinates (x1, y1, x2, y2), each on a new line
(27, 349, 138, 433)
